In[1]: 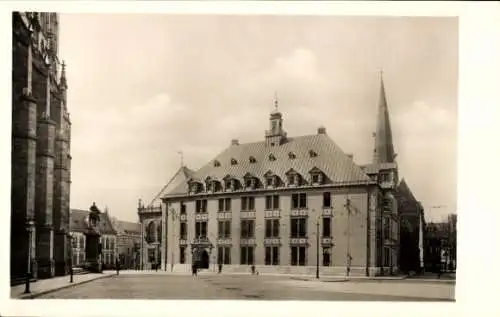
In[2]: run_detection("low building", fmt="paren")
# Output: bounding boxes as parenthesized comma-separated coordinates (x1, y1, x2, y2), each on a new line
(70, 207, 118, 269)
(111, 218, 141, 269)
(424, 213, 456, 273)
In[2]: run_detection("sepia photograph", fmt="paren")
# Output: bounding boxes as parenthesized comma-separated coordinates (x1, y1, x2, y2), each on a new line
(3, 2, 500, 316)
(7, 9, 460, 303)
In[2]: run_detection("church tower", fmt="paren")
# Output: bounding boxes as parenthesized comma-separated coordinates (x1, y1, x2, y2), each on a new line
(371, 72, 399, 275)
(265, 94, 287, 147)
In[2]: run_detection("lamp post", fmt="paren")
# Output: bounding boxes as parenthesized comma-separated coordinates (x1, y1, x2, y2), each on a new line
(345, 198, 352, 278)
(316, 220, 320, 279)
(24, 220, 35, 294)
(70, 235, 74, 283)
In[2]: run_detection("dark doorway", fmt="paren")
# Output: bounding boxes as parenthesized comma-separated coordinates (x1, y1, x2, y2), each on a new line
(200, 250, 210, 269)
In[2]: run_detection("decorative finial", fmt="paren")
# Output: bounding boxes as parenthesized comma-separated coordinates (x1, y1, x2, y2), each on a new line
(274, 91, 278, 110)
(60, 60, 67, 89)
(178, 151, 184, 167)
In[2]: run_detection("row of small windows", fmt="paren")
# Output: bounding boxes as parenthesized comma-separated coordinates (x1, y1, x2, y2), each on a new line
(215, 150, 319, 167)
(178, 245, 333, 267)
(188, 168, 327, 193)
(181, 217, 332, 240)
(188, 192, 333, 213)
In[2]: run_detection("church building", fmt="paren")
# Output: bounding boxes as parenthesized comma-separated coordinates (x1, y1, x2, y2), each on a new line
(11, 12, 72, 283)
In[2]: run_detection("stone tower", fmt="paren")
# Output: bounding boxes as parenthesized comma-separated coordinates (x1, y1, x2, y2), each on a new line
(371, 72, 399, 274)
(11, 12, 71, 281)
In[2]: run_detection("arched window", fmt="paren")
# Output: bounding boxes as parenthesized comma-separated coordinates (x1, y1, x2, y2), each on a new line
(146, 221, 156, 244)
(288, 152, 296, 159)
(309, 150, 318, 158)
(269, 154, 276, 161)
(157, 221, 162, 242)
(231, 158, 238, 165)
(214, 160, 221, 167)
(249, 156, 257, 163)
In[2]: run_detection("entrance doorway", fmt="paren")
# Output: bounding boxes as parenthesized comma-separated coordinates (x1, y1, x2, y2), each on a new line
(200, 250, 210, 269)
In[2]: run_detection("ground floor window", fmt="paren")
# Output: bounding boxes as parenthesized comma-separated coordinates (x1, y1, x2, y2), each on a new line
(79, 251, 85, 265)
(265, 246, 280, 265)
(180, 246, 186, 264)
(291, 246, 307, 266)
(218, 246, 231, 264)
(240, 246, 254, 265)
(72, 251, 78, 266)
(322, 248, 331, 266)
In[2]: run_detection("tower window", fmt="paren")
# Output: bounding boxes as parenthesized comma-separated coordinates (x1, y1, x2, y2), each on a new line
(249, 156, 257, 164)
(231, 158, 238, 165)
(269, 154, 276, 161)
(309, 150, 318, 158)
(214, 160, 221, 167)
(288, 152, 296, 159)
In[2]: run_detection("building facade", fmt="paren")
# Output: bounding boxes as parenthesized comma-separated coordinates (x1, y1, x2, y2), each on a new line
(11, 12, 72, 282)
(157, 77, 402, 276)
(424, 213, 456, 273)
(70, 208, 118, 269)
(111, 218, 141, 269)
(395, 179, 425, 274)
(138, 166, 194, 270)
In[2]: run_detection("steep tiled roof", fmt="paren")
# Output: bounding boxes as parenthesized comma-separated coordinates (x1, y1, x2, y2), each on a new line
(70, 208, 117, 235)
(111, 218, 141, 235)
(148, 166, 195, 206)
(165, 133, 372, 197)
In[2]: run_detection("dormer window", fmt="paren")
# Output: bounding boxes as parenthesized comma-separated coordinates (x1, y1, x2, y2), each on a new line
(231, 158, 238, 165)
(309, 150, 318, 158)
(249, 156, 257, 164)
(266, 177, 273, 187)
(288, 152, 296, 159)
(214, 160, 221, 167)
(309, 167, 324, 185)
(286, 169, 301, 186)
(189, 180, 203, 194)
(243, 173, 257, 190)
(269, 154, 276, 161)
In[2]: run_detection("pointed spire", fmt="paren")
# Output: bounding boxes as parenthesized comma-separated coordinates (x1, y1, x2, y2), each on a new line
(274, 91, 278, 110)
(60, 60, 67, 89)
(372, 70, 396, 164)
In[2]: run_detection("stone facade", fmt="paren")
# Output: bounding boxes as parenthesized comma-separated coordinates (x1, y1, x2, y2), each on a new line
(11, 12, 71, 281)
(111, 218, 141, 270)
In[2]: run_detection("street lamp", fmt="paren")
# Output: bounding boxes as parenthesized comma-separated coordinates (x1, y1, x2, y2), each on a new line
(316, 219, 320, 279)
(24, 220, 35, 294)
(345, 198, 352, 278)
(69, 235, 74, 283)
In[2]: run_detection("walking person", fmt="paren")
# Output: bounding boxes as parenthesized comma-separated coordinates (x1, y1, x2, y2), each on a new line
(115, 258, 120, 276)
(218, 261, 222, 274)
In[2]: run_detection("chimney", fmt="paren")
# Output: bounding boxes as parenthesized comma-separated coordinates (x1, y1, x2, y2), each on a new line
(317, 126, 326, 134)
(231, 139, 239, 146)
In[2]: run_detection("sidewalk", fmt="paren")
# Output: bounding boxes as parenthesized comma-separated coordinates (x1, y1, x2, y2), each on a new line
(11, 271, 114, 299)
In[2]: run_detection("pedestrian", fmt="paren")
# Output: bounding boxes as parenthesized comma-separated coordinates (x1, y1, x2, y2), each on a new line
(192, 263, 196, 276)
(218, 261, 222, 274)
(115, 258, 120, 276)
(251, 264, 256, 275)
(155, 262, 158, 272)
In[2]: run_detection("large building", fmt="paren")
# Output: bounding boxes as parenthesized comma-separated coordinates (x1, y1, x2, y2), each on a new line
(153, 77, 402, 276)
(424, 213, 457, 273)
(70, 208, 118, 269)
(11, 12, 72, 282)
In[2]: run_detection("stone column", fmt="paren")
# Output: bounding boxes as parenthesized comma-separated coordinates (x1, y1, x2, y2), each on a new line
(11, 23, 38, 280)
(34, 61, 56, 277)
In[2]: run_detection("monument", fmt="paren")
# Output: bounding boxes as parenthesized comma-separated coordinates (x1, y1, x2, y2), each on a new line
(84, 202, 103, 273)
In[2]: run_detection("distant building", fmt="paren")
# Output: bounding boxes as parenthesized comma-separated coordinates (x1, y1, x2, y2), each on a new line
(111, 218, 141, 269)
(11, 12, 72, 282)
(395, 179, 425, 274)
(146, 76, 409, 276)
(70, 208, 118, 269)
(424, 214, 456, 272)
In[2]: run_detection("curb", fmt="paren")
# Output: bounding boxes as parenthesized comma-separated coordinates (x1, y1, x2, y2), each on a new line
(16, 274, 114, 299)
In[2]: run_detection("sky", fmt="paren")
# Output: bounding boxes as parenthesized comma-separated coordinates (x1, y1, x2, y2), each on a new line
(58, 14, 458, 223)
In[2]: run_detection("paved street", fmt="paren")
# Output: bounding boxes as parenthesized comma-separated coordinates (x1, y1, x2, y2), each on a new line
(37, 272, 454, 301)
